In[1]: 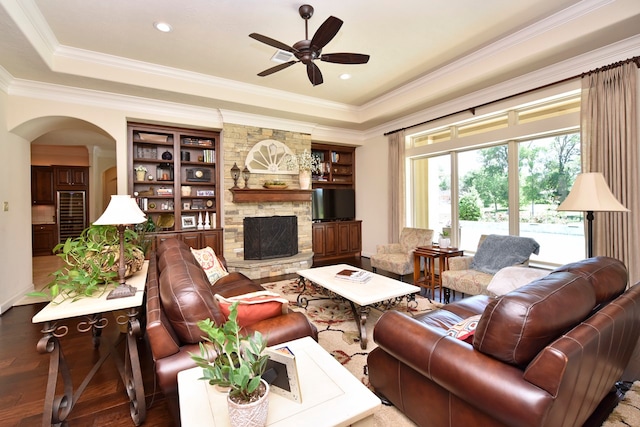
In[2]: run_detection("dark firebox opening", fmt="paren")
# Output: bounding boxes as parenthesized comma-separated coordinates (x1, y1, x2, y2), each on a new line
(243, 215, 298, 260)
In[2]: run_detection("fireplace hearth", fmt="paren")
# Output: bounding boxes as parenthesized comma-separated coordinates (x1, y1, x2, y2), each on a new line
(244, 216, 298, 260)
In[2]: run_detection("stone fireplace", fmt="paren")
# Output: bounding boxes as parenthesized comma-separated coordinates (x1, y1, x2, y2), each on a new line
(222, 123, 314, 279)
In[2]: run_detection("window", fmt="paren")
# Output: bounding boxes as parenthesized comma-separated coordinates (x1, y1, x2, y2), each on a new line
(406, 90, 584, 266)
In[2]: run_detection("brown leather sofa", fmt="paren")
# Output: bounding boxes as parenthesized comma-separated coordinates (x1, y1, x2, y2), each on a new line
(368, 256, 640, 427)
(145, 238, 318, 425)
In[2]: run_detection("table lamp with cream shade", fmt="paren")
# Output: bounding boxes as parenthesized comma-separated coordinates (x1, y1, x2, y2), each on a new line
(557, 172, 629, 258)
(94, 195, 147, 299)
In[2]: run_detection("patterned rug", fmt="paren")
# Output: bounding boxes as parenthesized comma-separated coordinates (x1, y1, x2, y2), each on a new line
(262, 277, 441, 426)
(263, 278, 640, 427)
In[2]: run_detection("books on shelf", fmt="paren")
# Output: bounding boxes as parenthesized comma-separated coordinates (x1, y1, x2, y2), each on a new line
(335, 269, 372, 283)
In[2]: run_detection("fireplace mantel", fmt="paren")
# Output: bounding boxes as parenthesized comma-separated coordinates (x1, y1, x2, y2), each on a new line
(229, 188, 313, 203)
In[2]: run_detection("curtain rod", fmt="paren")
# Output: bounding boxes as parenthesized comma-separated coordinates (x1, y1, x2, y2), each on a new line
(384, 56, 640, 137)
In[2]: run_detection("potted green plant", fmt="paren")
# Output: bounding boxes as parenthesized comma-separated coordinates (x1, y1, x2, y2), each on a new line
(30, 224, 145, 301)
(191, 302, 270, 427)
(439, 228, 451, 248)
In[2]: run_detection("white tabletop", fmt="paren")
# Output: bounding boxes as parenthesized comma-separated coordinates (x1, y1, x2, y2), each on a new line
(297, 264, 420, 306)
(178, 336, 380, 427)
(32, 261, 149, 324)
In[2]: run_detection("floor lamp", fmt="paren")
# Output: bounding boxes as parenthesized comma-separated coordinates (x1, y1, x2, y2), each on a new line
(94, 195, 147, 299)
(557, 172, 629, 258)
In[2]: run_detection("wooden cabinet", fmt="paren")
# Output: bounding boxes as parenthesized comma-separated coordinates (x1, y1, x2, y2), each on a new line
(55, 166, 88, 188)
(32, 224, 57, 256)
(311, 143, 355, 189)
(128, 123, 221, 237)
(312, 220, 361, 262)
(31, 166, 55, 205)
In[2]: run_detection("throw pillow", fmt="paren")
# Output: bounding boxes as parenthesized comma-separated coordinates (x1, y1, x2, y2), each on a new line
(215, 291, 289, 327)
(190, 246, 229, 285)
(446, 314, 481, 344)
(486, 266, 550, 296)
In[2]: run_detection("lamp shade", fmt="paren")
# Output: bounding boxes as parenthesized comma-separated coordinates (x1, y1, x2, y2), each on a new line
(557, 173, 629, 212)
(94, 195, 147, 225)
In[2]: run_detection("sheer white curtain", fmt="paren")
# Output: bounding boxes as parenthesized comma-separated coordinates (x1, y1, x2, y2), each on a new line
(582, 60, 640, 285)
(388, 131, 405, 243)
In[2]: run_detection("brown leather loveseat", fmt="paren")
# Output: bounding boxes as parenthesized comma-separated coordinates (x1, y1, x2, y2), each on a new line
(145, 238, 318, 424)
(368, 256, 640, 427)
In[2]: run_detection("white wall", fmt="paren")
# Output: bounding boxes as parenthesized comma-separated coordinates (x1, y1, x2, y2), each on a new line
(0, 91, 34, 313)
(356, 134, 390, 257)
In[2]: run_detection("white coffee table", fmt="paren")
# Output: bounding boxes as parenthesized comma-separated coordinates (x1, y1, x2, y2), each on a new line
(178, 336, 380, 426)
(297, 264, 420, 349)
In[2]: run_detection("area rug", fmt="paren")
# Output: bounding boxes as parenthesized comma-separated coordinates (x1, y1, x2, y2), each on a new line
(262, 278, 440, 426)
(263, 278, 640, 427)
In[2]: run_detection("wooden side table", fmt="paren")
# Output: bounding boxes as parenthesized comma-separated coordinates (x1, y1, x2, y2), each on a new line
(32, 261, 149, 426)
(413, 246, 464, 302)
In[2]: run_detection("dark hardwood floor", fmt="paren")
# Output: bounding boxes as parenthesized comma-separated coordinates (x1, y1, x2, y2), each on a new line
(0, 256, 447, 427)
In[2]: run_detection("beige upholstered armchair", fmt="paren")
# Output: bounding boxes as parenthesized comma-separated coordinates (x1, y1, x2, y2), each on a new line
(370, 227, 433, 281)
(441, 234, 539, 301)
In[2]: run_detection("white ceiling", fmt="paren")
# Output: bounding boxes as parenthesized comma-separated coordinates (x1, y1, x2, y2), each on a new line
(1, 0, 639, 133)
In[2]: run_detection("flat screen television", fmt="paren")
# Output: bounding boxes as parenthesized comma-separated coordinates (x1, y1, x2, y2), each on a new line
(312, 188, 356, 222)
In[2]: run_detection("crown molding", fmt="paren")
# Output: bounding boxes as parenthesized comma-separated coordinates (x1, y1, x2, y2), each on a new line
(219, 109, 317, 135)
(9, 78, 223, 125)
(0, 66, 11, 94)
(370, 34, 640, 138)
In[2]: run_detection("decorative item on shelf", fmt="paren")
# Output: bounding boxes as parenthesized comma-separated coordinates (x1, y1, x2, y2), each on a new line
(197, 189, 215, 197)
(191, 199, 205, 210)
(242, 165, 250, 188)
(147, 174, 154, 181)
(190, 303, 270, 427)
(263, 181, 288, 189)
(157, 213, 175, 230)
(181, 215, 196, 229)
(285, 149, 320, 190)
(204, 212, 211, 229)
(557, 172, 629, 257)
(134, 165, 147, 182)
(181, 186, 192, 197)
(180, 150, 190, 161)
(186, 168, 211, 182)
(161, 150, 173, 160)
(197, 212, 204, 230)
(183, 202, 190, 210)
(138, 187, 154, 197)
(93, 195, 147, 299)
(230, 162, 241, 188)
(157, 163, 174, 181)
(156, 187, 173, 196)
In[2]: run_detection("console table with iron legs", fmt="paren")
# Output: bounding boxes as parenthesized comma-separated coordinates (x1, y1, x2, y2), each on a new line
(32, 261, 148, 427)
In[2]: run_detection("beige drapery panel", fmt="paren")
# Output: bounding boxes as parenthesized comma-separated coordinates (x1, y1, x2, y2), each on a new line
(581, 60, 640, 285)
(388, 131, 405, 242)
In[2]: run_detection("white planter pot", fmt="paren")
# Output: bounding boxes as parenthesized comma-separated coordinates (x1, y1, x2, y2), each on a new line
(227, 379, 269, 427)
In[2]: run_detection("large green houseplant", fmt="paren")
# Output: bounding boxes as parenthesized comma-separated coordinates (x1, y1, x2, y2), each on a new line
(31, 224, 145, 301)
(191, 302, 270, 426)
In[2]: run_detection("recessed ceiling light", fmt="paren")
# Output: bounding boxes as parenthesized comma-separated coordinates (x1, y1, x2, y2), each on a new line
(154, 22, 172, 33)
(339, 74, 352, 80)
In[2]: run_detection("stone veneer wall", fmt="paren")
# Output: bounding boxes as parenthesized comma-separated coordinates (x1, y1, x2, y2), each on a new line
(222, 123, 313, 279)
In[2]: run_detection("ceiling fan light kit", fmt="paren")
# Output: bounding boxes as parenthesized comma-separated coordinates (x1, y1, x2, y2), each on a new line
(249, 4, 370, 86)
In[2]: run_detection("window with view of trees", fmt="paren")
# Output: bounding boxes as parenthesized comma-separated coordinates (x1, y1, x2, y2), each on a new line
(407, 90, 584, 266)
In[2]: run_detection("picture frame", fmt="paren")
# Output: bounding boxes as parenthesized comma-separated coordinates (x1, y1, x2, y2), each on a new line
(196, 189, 215, 197)
(181, 215, 196, 229)
(264, 345, 302, 403)
(183, 202, 190, 210)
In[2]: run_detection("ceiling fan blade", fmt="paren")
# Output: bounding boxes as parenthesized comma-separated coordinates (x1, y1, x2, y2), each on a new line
(320, 53, 370, 64)
(307, 62, 323, 86)
(249, 33, 298, 53)
(310, 16, 343, 52)
(257, 61, 298, 77)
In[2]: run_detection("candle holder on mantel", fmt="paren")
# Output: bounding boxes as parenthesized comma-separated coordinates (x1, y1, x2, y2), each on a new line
(230, 162, 240, 188)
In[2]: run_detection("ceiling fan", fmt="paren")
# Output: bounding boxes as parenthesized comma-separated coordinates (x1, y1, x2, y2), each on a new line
(249, 4, 370, 86)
